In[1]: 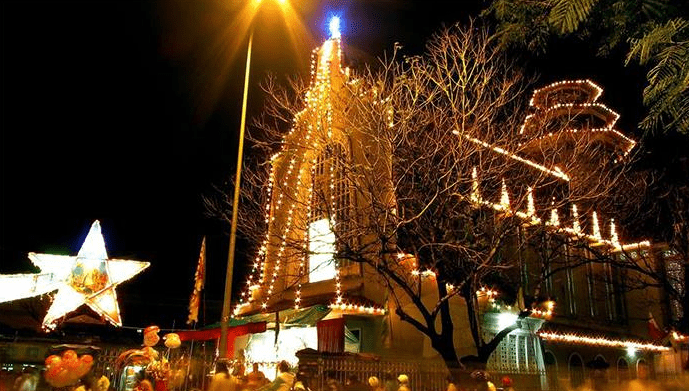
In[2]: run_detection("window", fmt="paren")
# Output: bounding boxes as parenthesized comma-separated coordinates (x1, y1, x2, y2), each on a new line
(617, 358, 630, 384)
(309, 143, 356, 280)
(586, 261, 597, 318)
(569, 354, 585, 389)
(544, 351, 559, 391)
(564, 240, 577, 316)
(308, 218, 336, 282)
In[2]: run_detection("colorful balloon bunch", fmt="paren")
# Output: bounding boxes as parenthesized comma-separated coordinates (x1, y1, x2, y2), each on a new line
(44, 350, 94, 387)
(163, 332, 181, 349)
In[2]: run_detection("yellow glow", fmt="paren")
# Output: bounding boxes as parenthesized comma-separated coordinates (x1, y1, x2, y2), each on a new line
(572, 204, 581, 233)
(329, 17, 341, 39)
(499, 179, 511, 211)
(538, 331, 669, 352)
(548, 206, 560, 227)
(329, 302, 385, 315)
(459, 133, 570, 181)
(592, 212, 601, 240)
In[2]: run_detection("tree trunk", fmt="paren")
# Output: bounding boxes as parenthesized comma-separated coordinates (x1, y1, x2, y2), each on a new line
(431, 334, 462, 381)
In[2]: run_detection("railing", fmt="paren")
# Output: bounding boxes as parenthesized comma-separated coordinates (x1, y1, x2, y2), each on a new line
(295, 350, 548, 391)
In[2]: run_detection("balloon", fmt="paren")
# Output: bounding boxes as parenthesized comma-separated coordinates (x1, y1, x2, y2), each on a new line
(163, 333, 181, 349)
(95, 376, 111, 391)
(47, 367, 72, 387)
(45, 354, 61, 369)
(76, 359, 92, 378)
(142, 346, 159, 360)
(44, 366, 61, 383)
(62, 349, 78, 361)
(63, 355, 80, 372)
(80, 354, 94, 365)
(143, 325, 160, 347)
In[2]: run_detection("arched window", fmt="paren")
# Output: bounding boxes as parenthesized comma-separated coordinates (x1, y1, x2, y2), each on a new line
(635, 359, 651, 380)
(569, 353, 585, 389)
(617, 357, 629, 384)
(308, 143, 352, 282)
(544, 351, 559, 391)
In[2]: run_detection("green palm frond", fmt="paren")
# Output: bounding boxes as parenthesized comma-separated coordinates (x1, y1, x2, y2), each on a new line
(627, 18, 689, 65)
(626, 18, 689, 133)
(640, 0, 670, 19)
(548, 0, 600, 34)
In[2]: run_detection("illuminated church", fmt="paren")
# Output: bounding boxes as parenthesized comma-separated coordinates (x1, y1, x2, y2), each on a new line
(230, 21, 685, 390)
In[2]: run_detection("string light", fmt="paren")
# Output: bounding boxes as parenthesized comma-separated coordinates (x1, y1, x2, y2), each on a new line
(521, 79, 636, 159)
(538, 331, 669, 352)
(236, 33, 359, 315)
(671, 331, 688, 342)
(470, 167, 482, 204)
(499, 179, 511, 212)
(458, 133, 571, 181)
(329, 302, 386, 315)
(591, 211, 602, 240)
(458, 178, 650, 254)
(547, 199, 560, 227)
(528, 80, 603, 109)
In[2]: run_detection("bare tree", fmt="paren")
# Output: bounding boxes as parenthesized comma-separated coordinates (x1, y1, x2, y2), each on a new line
(206, 22, 635, 377)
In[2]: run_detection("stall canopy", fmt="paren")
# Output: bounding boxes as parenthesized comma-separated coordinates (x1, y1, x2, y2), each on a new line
(239, 304, 332, 326)
(175, 321, 267, 358)
(173, 305, 331, 358)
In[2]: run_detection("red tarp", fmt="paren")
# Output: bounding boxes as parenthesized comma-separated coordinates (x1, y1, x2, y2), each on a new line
(176, 321, 267, 357)
(317, 318, 345, 353)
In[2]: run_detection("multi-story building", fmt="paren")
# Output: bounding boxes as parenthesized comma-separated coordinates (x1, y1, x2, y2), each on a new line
(230, 28, 683, 390)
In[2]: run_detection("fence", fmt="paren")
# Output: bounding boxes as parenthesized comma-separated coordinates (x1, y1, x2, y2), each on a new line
(295, 350, 547, 391)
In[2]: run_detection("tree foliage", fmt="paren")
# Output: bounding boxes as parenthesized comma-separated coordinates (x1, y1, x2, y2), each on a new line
(484, 0, 689, 134)
(206, 22, 637, 374)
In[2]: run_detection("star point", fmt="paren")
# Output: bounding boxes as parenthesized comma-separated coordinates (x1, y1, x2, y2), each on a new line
(1, 220, 149, 330)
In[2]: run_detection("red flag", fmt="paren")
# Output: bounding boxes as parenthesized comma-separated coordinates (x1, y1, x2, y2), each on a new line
(187, 237, 206, 325)
(648, 311, 665, 340)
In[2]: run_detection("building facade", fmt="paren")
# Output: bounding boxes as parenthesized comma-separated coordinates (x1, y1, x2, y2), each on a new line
(231, 32, 683, 390)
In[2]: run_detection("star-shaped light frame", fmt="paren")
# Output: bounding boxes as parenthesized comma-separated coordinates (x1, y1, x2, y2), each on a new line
(6, 220, 149, 330)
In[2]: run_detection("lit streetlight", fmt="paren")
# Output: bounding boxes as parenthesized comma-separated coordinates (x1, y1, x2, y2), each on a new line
(218, 0, 293, 360)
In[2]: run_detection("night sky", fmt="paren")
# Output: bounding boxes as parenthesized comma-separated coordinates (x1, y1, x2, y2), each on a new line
(0, 0, 646, 330)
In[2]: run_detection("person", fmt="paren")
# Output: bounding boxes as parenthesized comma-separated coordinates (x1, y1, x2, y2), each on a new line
(396, 375, 410, 391)
(246, 363, 268, 390)
(499, 377, 513, 391)
(368, 376, 384, 391)
(445, 375, 457, 391)
(135, 379, 155, 391)
(209, 362, 236, 391)
(12, 370, 37, 391)
(627, 361, 661, 391)
(469, 371, 495, 391)
(325, 371, 343, 391)
(257, 361, 294, 391)
(382, 373, 396, 391)
(345, 375, 368, 391)
(294, 372, 311, 391)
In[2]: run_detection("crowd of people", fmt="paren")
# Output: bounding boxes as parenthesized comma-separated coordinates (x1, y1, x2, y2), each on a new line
(206, 361, 516, 391)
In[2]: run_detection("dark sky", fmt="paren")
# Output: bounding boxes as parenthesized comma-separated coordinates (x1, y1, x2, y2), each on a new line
(0, 0, 646, 330)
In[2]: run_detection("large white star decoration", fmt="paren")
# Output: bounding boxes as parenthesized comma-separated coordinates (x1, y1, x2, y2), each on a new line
(0, 220, 149, 330)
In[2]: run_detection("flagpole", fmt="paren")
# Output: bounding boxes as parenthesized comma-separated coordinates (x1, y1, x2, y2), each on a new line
(220, 29, 254, 360)
(185, 322, 196, 391)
